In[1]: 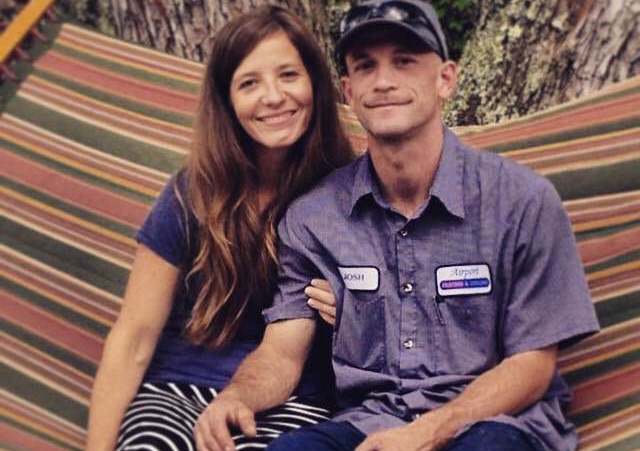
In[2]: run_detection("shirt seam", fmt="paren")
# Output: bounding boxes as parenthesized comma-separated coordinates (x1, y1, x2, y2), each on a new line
(504, 323, 599, 357)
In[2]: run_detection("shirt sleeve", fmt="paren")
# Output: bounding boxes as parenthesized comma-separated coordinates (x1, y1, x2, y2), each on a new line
(502, 179, 600, 357)
(262, 207, 321, 324)
(136, 173, 193, 268)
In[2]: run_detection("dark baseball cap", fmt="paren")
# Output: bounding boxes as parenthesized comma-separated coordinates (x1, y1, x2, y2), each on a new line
(335, 0, 449, 68)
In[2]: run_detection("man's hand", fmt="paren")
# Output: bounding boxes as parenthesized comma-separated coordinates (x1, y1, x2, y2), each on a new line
(194, 394, 256, 451)
(305, 278, 337, 326)
(355, 422, 449, 451)
(356, 346, 559, 451)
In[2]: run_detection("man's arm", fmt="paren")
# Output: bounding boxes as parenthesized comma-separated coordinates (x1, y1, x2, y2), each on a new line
(357, 345, 557, 451)
(195, 317, 316, 451)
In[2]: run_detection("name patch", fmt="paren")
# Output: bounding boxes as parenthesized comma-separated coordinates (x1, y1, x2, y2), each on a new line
(435, 263, 492, 297)
(338, 266, 379, 291)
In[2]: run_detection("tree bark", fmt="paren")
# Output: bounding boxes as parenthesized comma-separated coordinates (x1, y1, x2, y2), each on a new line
(65, 1, 639, 126)
(103, 0, 349, 66)
(447, 0, 640, 125)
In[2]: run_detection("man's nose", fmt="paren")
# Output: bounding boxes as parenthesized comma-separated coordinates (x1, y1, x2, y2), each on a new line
(372, 64, 398, 92)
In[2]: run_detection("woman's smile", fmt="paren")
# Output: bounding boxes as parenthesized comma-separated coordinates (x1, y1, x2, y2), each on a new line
(256, 109, 298, 125)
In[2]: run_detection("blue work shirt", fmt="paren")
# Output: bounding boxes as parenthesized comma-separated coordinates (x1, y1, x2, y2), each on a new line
(263, 127, 600, 451)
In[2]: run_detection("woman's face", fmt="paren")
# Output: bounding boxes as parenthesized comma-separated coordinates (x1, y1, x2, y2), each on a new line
(230, 31, 313, 152)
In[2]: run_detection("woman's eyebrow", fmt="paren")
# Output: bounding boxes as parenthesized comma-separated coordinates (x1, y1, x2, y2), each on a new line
(234, 62, 302, 79)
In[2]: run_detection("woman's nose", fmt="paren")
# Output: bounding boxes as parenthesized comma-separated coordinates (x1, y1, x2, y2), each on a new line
(261, 80, 285, 106)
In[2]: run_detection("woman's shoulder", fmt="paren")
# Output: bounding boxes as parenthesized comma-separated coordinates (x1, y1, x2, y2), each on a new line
(137, 168, 197, 267)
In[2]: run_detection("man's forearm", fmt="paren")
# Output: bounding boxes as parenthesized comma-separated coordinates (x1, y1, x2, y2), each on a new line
(221, 343, 302, 412)
(218, 318, 316, 413)
(412, 346, 558, 445)
(194, 319, 316, 449)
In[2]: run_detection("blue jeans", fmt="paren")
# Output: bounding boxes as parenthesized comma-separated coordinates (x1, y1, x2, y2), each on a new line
(266, 420, 542, 451)
(445, 422, 542, 451)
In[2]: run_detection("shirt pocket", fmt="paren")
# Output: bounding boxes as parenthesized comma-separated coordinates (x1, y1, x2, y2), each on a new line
(435, 294, 498, 375)
(334, 290, 386, 371)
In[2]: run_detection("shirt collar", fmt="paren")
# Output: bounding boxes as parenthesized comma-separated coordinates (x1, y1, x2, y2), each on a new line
(349, 152, 383, 214)
(429, 127, 465, 219)
(348, 127, 465, 219)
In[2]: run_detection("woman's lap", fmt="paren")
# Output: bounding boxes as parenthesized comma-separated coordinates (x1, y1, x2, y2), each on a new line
(116, 382, 331, 451)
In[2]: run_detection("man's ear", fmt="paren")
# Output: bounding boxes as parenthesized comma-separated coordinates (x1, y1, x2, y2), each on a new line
(341, 75, 353, 106)
(437, 61, 458, 101)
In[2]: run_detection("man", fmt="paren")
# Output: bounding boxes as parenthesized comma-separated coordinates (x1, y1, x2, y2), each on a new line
(195, 1, 600, 450)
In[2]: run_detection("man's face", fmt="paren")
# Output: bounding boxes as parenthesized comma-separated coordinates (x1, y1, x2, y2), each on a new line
(341, 40, 456, 143)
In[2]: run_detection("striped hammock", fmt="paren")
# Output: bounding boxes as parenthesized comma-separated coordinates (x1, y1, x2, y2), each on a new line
(1, 22, 639, 451)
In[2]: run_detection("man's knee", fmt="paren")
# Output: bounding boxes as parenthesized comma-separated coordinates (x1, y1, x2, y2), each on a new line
(266, 424, 328, 451)
(265, 430, 302, 451)
(446, 421, 541, 451)
(266, 421, 365, 451)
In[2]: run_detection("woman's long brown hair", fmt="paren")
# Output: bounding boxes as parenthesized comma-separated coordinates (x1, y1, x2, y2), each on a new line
(182, 5, 353, 348)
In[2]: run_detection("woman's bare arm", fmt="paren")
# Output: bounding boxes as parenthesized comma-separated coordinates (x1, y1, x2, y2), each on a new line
(85, 245, 179, 451)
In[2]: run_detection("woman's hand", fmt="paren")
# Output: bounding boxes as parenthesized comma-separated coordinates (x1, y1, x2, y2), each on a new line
(305, 279, 336, 326)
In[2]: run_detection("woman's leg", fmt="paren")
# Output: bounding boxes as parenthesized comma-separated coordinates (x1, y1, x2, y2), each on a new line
(116, 382, 206, 451)
(116, 382, 331, 450)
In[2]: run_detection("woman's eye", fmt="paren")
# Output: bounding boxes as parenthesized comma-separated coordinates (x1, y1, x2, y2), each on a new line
(281, 70, 299, 79)
(238, 79, 256, 90)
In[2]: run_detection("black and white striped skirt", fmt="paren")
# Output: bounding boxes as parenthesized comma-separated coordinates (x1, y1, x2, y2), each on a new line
(116, 382, 331, 450)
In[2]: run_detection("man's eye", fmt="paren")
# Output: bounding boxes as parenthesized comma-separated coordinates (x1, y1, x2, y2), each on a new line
(396, 57, 415, 66)
(354, 61, 374, 72)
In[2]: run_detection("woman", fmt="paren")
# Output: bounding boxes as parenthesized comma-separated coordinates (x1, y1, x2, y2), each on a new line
(86, 6, 351, 450)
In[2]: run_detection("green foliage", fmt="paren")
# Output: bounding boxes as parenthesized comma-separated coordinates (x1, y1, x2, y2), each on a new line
(56, 0, 114, 35)
(430, 0, 478, 61)
(57, 0, 97, 24)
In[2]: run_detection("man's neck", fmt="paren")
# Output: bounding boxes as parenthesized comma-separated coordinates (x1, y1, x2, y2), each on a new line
(369, 124, 444, 218)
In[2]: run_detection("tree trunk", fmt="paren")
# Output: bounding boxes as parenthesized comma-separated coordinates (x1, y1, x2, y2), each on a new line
(103, 0, 349, 66)
(447, 0, 640, 125)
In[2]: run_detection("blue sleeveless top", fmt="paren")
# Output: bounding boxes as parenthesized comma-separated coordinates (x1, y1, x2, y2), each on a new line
(137, 172, 333, 400)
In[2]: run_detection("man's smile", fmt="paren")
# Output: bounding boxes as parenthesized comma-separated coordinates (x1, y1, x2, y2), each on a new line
(364, 100, 411, 109)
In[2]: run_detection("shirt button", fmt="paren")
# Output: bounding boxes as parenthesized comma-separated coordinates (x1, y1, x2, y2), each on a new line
(403, 339, 414, 349)
(399, 229, 408, 237)
(401, 282, 413, 294)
